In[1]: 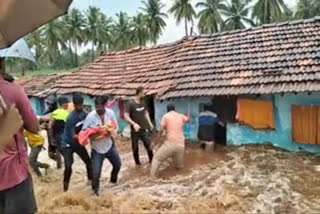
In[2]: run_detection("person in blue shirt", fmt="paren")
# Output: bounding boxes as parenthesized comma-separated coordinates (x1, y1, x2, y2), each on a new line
(198, 104, 222, 151)
(60, 94, 92, 192)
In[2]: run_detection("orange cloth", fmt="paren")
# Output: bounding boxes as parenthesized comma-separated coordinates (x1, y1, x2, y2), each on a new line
(236, 98, 275, 129)
(292, 105, 318, 144)
(78, 120, 117, 146)
(160, 111, 189, 146)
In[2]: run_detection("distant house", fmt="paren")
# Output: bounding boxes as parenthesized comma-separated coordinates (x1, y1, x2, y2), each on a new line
(22, 17, 320, 153)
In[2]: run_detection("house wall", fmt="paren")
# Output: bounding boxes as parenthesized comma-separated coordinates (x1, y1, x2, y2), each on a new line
(154, 97, 211, 140)
(227, 92, 320, 153)
(29, 97, 43, 115)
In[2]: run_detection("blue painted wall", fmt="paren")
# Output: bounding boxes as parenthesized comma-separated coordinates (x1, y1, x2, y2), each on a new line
(30, 97, 44, 115)
(154, 97, 211, 140)
(227, 92, 320, 154)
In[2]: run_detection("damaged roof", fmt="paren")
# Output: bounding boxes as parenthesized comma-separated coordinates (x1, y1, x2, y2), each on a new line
(45, 17, 320, 99)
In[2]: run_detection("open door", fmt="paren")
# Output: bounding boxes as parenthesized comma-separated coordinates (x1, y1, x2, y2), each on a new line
(144, 96, 155, 125)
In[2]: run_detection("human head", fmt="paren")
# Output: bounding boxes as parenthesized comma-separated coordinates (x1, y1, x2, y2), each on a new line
(95, 96, 108, 115)
(58, 97, 69, 110)
(73, 94, 84, 112)
(204, 104, 211, 112)
(167, 104, 175, 112)
(136, 87, 145, 100)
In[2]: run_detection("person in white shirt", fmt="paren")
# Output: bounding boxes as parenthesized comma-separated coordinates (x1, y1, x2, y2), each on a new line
(82, 96, 121, 196)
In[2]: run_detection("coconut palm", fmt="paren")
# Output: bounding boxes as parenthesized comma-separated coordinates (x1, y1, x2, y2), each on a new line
(42, 20, 65, 66)
(132, 13, 150, 46)
(222, 0, 255, 31)
(26, 29, 44, 62)
(113, 12, 133, 50)
(141, 0, 168, 45)
(96, 13, 113, 52)
(252, 0, 290, 24)
(196, 0, 225, 34)
(169, 0, 196, 36)
(64, 8, 86, 66)
(294, 0, 315, 19)
(85, 6, 101, 61)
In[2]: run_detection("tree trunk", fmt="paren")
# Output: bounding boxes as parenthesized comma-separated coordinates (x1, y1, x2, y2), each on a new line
(185, 18, 188, 37)
(91, 42, 95, 62)
(74, 41, 78, 67)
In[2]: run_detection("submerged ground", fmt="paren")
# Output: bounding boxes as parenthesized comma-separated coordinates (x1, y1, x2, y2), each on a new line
(33, 135, 320, 214)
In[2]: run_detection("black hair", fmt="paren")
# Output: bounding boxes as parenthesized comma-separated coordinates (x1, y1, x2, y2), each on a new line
(95, 96, 108, 106)
(58, 97, 69, 106)
(204, 104, 211, 112)
(136, 87, 144, 95)
(167, 104, 175, 112)
(73, 93, 84, 105)
(3, 73, 14, 82)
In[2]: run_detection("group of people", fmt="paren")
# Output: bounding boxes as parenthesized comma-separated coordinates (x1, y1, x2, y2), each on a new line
(0, 65, 199, 214)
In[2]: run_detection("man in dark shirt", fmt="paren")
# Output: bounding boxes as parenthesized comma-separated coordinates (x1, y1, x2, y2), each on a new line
(60, 94, 92, 192)
(125, 87, 154, 166)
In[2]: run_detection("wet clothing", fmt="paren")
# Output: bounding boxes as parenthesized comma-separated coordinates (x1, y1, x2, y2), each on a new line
(0, 175, 37, 214)
(126, 101, 149, 130)
(151, 111, 189, 177)
(91, 144, 121, 194)
(131, 129, 153, 165)
(61, 110, 86, 149)
(151, 141, 184, 177)
(82, 109, 118, 154)
(60, 146, 92, 191)
(23, 130, 44, 147)
(29, 146, 49, 177)
(126, 100, 153, 165)
(51, 108, 69, 122)
(198, 111, 219, 142)
(0, 76, 37, 191)
(83, 109, 121, 194)
(160, 111, 189, 146)
(61, 109, 92, 191)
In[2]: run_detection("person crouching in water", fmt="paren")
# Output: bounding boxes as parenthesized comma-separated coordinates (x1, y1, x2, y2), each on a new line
(60, 94, 93, 192)
(24, 116, 51, 177)
(82, 96, 121, 196)
(150, 104, 190, 178)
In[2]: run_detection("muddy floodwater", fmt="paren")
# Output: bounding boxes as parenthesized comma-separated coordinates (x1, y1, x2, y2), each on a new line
(33, 136, 320, 214)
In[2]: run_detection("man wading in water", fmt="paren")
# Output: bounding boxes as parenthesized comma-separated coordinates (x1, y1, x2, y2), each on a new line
(125, 87, 154, 166)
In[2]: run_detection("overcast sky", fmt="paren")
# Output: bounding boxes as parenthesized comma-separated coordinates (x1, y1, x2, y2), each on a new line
(71, 0, 297, 45)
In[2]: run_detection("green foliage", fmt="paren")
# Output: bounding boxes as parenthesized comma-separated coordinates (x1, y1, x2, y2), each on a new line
(23, 0, 320, 77)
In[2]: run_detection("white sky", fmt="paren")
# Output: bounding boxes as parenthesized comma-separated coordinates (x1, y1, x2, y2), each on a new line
(73, 0, 297, 50)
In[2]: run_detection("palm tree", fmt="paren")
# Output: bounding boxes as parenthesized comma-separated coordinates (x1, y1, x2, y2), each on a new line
(42, 20, 65, 66)
(196, 0, 225, 34)
(252, 0, 290, 24)
(294, 0, 314, 19)
(113, 12, 133, 50)
(64, 8, 86, 67)
(222, 0, 255, 31)
(141, 0, 168, 45)
(169, 0, 196, 36)
(132, 13, 149, 46)
(96, 13, 113, 52)
(26, 29, 44, 62)
(85, 6, 100, 61)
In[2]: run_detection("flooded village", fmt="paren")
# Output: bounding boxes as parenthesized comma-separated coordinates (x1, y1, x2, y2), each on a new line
(1, 0, 320, 214)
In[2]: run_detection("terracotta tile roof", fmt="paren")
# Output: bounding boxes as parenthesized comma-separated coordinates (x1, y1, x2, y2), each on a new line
(18, 74, 65, 98)
(50, 17, 320, 99)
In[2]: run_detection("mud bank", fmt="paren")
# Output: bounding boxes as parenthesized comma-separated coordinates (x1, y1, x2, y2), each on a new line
(33, 139, 320, 214)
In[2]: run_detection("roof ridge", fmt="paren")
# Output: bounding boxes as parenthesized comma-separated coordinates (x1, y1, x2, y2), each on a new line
(100, 37, 189, 56)
(192, 16, 320, 39)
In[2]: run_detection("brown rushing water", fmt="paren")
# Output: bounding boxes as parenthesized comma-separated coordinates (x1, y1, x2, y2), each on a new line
(32, 134, 320, 214)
